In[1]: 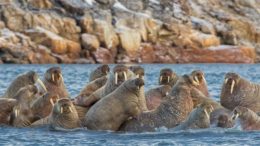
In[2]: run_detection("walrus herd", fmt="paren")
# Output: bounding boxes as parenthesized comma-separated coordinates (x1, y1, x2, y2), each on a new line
(0, 65, 260, 132)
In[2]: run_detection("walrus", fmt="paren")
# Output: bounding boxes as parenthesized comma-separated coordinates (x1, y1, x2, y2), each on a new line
(83, 78, 145, 131)
(158, 68, 179, 87)
(9, 85, 42, 127)
(145, 85, 171, 110)
(43, 67, 70, 99)
(31, 98, 80, 129)
(190, 70, 209, 97)
(216, 114, 234, 128)
(89, 64, 110, 82)
(173, 102, 214, 130)
(73, 76, 108, 106)
(2, 71, 46, 99)
(119, 75, 194, 132)
(129, 65, 145, 79)
(77, 65, 135, 107)
(0, 98, 18, 125)
(30, 93, 60, 119)
(220, 72, 260, 112)
(231, 106, 260, 130)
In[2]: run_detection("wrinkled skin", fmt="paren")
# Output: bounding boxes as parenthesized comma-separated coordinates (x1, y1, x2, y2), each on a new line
(220, 72, 260, 112)
(2, 71, 46, 99)
(145, 85, 171, 110)
(120, 75, 194, 132)
(0, 99, 18, 125)
(89, 64, 110, 82)
(50, 98, 80, 130)
(83, 78, 144, 131)
(79, 65, 136, 108)
(174, 102, 214, 130)
(43, 67, 70, 99)
(74, 76, 107, 106)
(30, 93, 59, 119)
(158, 68, 179, 87)
(231, 106, 260, 130)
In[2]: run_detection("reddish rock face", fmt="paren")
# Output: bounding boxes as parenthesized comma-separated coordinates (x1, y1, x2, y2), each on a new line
(93, 47, 114, 64)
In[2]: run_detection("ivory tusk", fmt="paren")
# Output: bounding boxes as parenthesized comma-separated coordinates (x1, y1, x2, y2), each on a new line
(194, 76, 200, 85)
(204, 109, 210, 120)
(167, 76, 170, 83)
(60, 107, 63, 114)
(59, 73, 63, 81)
(68, 106, 73, 113)
(123, 71, 127, 81)
(37, 78, 47, 92)
(14, 109, 19, 117)
(159, 76, 162, 83)
(232, 113, 239, 120)
(231, 80, 235, 94)
(225, 78, 229, 84)
(52, 74, 55, 82)
(50, 98, 54, 106)
(115, 72, 118, 85)
(166, 92, 169, 96)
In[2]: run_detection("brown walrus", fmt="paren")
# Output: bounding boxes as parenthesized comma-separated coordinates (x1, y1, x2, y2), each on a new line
(231, 106, 260, 130)
(173, 102, 214, 130)
(119, 75, 194, 132)
(190, 70, 209, 97)
(77, 65, 135, 107)
(216, 114, 234, 128)
(129, 65, 145, 79)
(2, 71, 46, 99)
(145, 85, 171, 110)
(30, 93, 60, 119)
(0, 98, 18, 125)
(158, 68, 179, 87)
(220, 72, 260, 112)
(43, 67, 70, 99)
(89, 64, 110, 82)
(83, 78, 144, 131)
(9, 85, 42, 127)
(73, 76, 108, 106)
(31, 98, 80, 129)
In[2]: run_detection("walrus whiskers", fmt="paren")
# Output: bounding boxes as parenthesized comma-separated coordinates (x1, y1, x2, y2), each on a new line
(124, 72, 127, 81)
(231, 80, 235, 94)
(115, 72, 118, 85)
(37, 78, 47, 92)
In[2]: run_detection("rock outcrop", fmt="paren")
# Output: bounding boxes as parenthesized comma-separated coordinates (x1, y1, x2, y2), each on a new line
(0, 0, 259, 63)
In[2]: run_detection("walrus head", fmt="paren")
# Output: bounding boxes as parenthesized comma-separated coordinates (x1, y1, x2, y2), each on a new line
(231, 106, 250, 121)
(159, 68, 178, 86)
(13, 85, 39, 105)
(30, 93, 60, 118)
(53, 98, 76, 115)
(129, 65, 145, 79)
(113, 65, 129, 85)
(190, 70, 209, 96)
(217, 114, 234, 128)
(197, 102, 214, 121)
(222, 72, 242, 95)
(124, 78, 145, 96)
(45, 67, 64, 85)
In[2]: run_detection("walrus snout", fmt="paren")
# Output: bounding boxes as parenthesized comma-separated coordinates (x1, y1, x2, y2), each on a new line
(191, 70, 206, 86)
(159, 69, 173, 84)
(135, 78, 145, 88)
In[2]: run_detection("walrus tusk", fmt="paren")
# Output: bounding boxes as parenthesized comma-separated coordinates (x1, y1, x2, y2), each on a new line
(167, 76, 170, 83)
(209, 105, 214, 113)
(225, 78, 229, 84)
(232, 113, 239, 120)
(136, 74, 140, 78)
(59, 73, 63, 81)
(50, 98, 54, 106)
(115, 72, 118, 85)
(231, 80, 235, 94)
(194, 76, 200, 85)
(202, 76, 206, 83)
(166, 92, 169, 96)
(14, 109, 19, 117)
(192, 80, 200, 86)
(37, 78, 47, 92)
(123, 71, 127, 81)
(204, 109, 210, 120)
(60, 107, 63, 114)
(68, 106, 73, 113)
(160, 76, 162, 83)
(52, 74, 55, 82)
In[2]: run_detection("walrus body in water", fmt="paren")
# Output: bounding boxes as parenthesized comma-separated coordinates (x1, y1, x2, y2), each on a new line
(43, 67, 70, 99)
(174, 102, 214, 130)
(2, 71, 46, 99)
(83, 78, 145, 131)
(231, 106, 260, 130)
(120, 75, 194, 132)
(220, 72, 260, 112)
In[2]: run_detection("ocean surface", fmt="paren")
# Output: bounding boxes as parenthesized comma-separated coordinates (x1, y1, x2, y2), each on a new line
(0, 64, 259, 146)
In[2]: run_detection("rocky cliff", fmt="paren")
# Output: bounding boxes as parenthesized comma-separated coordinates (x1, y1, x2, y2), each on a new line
(0, 0, 259, 64)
